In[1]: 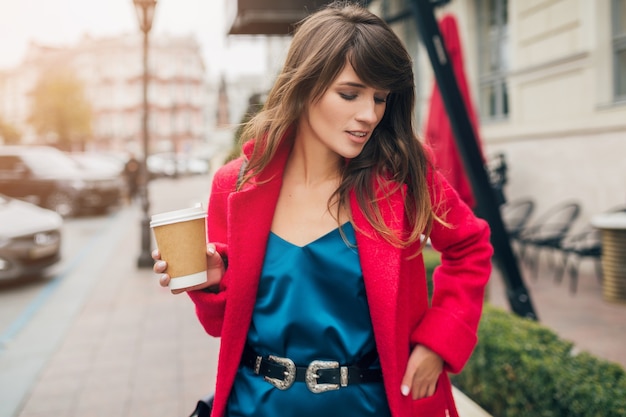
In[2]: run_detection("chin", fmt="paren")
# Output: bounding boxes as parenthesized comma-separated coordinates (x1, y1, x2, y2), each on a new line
(343, 142, 368, 159)
(338, 148, 365, 159)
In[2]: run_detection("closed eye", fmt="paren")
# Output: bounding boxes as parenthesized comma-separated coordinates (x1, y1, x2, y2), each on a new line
(340, 92, 388, 104)
(339, 93, 357, 101)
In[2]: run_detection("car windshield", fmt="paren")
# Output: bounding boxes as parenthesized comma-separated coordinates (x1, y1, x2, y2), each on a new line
(21, 149, 82, 176)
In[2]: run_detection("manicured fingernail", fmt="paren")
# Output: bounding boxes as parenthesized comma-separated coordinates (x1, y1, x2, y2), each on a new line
(401, 385, 410, 396)
(155, 261, 166, 269)
(207, 246, 216, 255)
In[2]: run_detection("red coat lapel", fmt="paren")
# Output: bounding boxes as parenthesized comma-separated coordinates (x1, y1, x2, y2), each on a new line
(350, 189, 403, 379)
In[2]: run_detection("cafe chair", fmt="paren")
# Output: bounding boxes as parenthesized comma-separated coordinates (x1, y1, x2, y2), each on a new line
(554, 227, 602, 294)
(516, 200, 581, 278)
(500, 198, 535, 240)
(556, 204, 626, 294)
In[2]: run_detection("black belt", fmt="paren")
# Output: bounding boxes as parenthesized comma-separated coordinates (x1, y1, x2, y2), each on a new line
(241, 343, 383, 393)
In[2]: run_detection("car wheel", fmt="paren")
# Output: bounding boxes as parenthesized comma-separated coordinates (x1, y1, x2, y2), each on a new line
(46, 191, 76, 217)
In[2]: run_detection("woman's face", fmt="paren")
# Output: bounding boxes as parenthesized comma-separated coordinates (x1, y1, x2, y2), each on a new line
(298, 62, 389, 159)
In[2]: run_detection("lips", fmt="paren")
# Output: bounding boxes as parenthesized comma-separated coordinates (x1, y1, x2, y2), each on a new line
(345, 131, 369, 146)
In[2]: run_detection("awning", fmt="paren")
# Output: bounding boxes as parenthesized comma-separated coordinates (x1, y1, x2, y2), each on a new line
(226, 0, 330, 35)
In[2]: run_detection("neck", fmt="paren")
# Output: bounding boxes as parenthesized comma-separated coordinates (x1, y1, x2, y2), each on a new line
(286, 136, 343, 187)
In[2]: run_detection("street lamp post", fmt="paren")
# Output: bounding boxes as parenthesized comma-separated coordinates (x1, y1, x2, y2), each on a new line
(170, 102, 178, 179)
(133, 0, 157, 268)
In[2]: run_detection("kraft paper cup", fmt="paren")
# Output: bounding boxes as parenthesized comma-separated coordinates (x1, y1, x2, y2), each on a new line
(150, 205, 207, 290)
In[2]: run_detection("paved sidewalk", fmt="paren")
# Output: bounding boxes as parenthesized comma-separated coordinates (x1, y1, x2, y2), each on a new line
(7, 206, 219, 417)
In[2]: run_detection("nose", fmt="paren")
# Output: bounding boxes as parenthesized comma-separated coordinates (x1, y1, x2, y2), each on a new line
(355, 100, 380, 125)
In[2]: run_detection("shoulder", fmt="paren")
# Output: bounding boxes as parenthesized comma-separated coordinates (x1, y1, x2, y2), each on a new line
(211, 156, 246, 192)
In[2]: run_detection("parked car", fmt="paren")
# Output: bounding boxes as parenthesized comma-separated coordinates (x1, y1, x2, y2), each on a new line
(147, 152, 178, 178)
(0, 146, 123, 217)
(184, 156, 211, 176)
(147, 152, 210, 178)
(68, 152, 128, 200)
(68, 152, 126, 177)
(0, 194, 62, 281)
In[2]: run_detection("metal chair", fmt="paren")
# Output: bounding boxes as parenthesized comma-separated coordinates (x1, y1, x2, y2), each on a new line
(516, 200, 581, 278)
(500, 198, 535, 240)
(555, 205, 626, 293)
(554, 227, 602, 293)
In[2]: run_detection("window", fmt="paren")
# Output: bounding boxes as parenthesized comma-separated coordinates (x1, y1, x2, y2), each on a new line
(477, 0, 509, 119)
(0, 156, 26, 180)
(614, 0, 626, 101)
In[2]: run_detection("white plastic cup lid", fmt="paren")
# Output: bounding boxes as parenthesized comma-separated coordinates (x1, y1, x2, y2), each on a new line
(150, 204, 206, 228)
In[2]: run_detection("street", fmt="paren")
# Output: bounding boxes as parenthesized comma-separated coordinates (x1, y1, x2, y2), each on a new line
(0, 175, 216, 417)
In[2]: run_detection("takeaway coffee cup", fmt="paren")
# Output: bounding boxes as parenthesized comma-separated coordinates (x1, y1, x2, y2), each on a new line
(150, 205, 207, 290)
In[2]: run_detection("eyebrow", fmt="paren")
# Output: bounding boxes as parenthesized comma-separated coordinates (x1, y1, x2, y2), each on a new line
(337, 81, 390, 94)
(337, 81, 367, 88)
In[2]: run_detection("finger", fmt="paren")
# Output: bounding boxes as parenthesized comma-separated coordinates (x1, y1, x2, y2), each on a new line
(401, 344, 443, 399)
(159, 273, 171, 288)
(400, 357, 418, 397)
(409, 362, 442, 399)
(414, 379, 437, 399)
(151, 249, 161, 260)
(206, 244, 225, 271)
(412, 380, 433, 399)
(153, 260, 167, 273)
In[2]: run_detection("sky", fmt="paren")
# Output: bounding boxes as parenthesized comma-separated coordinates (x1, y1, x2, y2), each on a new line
(0, 0, 267, 78)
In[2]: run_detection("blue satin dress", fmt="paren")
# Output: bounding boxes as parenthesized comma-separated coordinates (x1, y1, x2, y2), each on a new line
(226, 223, 391, 417)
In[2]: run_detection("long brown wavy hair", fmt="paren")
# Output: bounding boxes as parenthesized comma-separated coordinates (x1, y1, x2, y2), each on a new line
(239, 1, 439, 252)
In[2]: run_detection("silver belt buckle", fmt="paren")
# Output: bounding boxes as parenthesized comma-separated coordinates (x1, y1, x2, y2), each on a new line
(264, 355, 296, 390)
(305, 360, 341, 393)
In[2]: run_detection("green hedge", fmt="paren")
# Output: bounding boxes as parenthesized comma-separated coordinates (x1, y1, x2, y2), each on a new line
(423, 247, 440, 300)
(422, 251, 626, 416)
(451, 305, 626, 417)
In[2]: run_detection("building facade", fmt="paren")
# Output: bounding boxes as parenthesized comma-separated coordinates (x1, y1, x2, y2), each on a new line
(375, 0, 626, 224)
(0, 33, 210, 159)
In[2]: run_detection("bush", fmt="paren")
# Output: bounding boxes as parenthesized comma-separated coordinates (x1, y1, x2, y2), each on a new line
(452, 305, 626, 417)
(422, 247, 440, 300)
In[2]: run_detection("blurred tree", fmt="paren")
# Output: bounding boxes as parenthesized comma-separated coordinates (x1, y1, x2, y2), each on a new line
(28, 68, 92, 151)
(0, 116, 21, 144)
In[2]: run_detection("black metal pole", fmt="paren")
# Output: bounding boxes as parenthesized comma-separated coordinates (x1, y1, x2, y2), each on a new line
(409, 0, 537, 320)
(137, 18, 153, 268)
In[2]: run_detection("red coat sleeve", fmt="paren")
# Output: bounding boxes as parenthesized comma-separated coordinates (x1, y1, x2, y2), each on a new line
(410, 169, 493, 373)
(187, 158, 244, 337)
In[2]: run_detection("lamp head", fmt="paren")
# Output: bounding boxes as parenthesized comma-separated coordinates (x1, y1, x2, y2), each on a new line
(133, 0, 157, 33)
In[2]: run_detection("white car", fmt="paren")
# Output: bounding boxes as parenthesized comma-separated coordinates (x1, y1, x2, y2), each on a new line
(0, 194, 62, 281)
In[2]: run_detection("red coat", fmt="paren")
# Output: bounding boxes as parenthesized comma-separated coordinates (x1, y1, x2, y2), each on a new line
(188, 140, 493, 417)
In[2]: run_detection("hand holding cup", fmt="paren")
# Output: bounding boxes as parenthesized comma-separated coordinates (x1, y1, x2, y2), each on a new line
(152, 244, 225, 294)
(150, 205, 224, 293)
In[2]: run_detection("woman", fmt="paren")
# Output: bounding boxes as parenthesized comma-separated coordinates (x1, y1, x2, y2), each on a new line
(153, 2, 492, 416)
